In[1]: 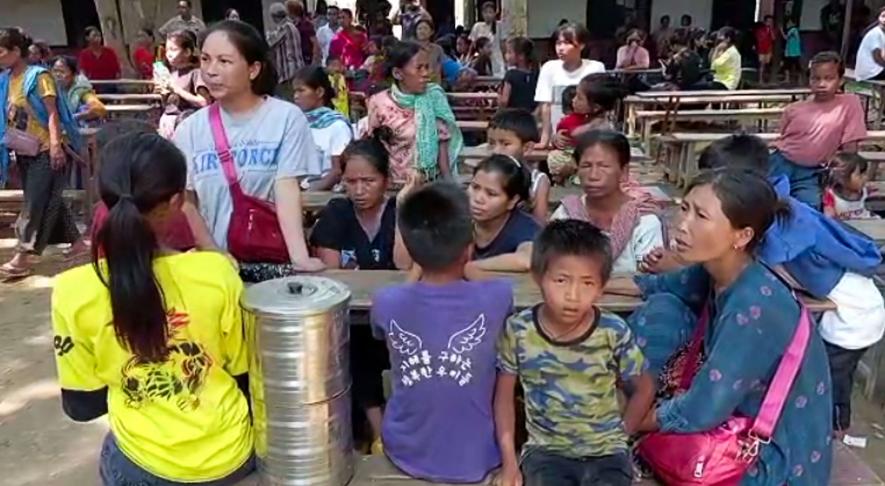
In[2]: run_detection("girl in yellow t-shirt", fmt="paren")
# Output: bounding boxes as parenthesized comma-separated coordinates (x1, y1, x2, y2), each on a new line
(51, 132, 255, 484)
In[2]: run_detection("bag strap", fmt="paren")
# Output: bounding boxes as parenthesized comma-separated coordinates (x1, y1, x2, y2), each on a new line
(750, 304, 811, 439)
(679, 303, 709, 390)
(208, 103, 239, 187)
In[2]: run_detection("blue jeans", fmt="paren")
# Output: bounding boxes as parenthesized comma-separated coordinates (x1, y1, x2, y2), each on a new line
(768, 151, 823, 209)
(99, 434, 256, 486)
(521, 448, 632, 486)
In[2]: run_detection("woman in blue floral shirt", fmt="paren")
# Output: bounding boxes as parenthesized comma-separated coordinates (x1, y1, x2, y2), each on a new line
(634, 168, 833, 485)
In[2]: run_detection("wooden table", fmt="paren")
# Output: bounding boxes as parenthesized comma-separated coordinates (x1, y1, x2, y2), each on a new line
(635, 88, 811, 99)
(846, 219, 885, 242)
(635, 107, 783, 147)
(97, 93, 162, 104)
(319, 269, 835, 313)
(91, 79, 155, 86)
(456, 120, 488, 132)
(447, 92, 498, 101)
(846, 68, 885, 129)
(104, 104, 158, 114)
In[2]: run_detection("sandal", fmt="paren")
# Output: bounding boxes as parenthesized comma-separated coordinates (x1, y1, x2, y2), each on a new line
(0, 262, 32, 280)
(63, 241, 91, 260)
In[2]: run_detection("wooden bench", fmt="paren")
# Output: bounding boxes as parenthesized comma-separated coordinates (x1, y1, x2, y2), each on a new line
(846, 219, 885, 242)
(0, 190, 88, 223)
(319, 269, 834, 313)
(456, 120, 489, 132)
(657, 131, 885, 187)
(97, 93, 162, 104)
(635, 108, 783, 147)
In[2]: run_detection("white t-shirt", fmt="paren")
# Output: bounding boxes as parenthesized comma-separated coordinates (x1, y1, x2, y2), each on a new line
(855, 27, 885, 81)
(310, 120, 353, 174)
(534, 59, 606, 130)
(317, 24, 341, 66)
(819, 272, 885, 349)
(550, 203, 663, 274)
(469, 21, 505, 77)
(174, 97, 320, 249)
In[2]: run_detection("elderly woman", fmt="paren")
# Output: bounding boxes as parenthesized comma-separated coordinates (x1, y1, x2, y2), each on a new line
(363, 40, 462, 183)
(632, 169, 833, 485)
(51, 56, 107, 126)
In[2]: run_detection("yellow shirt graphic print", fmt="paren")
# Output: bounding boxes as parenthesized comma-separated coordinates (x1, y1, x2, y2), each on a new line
(6, 71, 56, 151)
(52, 252, 253, 482)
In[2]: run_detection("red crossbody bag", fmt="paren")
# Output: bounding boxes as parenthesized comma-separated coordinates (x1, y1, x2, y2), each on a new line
(208, 103, 290, 263)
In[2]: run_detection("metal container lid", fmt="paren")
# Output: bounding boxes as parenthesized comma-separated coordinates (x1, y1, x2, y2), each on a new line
(242, 276, 351, 318)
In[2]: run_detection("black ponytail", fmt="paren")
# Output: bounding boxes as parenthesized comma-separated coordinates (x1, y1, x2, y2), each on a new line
(92, 132, 187, 362)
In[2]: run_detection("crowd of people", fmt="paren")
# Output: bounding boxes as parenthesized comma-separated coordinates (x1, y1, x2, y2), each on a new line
(1, 2, 885, 486)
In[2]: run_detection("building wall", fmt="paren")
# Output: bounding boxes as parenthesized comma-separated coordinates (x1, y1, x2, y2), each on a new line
(5, 0, 67, 45)
(527, 0, 584, 37)
(650, 0, 713, 31)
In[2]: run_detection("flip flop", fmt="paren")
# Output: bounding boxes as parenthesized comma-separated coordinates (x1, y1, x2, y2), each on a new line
(0, 263, 31, 280)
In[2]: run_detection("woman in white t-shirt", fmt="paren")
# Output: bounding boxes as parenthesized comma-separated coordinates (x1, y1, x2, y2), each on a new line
(534, 22, 606, 147)
(174, 20, 325, 280)
(293, 66, 354, 191)
(550, 130, 662, 273)
(855, 8, 885, 81)
(469, 2, 505, 77)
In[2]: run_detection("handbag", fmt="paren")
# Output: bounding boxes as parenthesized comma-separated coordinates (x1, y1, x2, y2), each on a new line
(637, 301, 812, 486)
(208, 103, 290, 263)
(3, 128, 41, 157)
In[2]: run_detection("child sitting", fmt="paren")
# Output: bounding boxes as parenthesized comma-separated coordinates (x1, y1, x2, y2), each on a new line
(470, 37, 494, 77)
(326, 54, 350, 117)
(495, 219, 655, 486)
(487, 108, 549, 222)
(823, 152, 879, 220)
(372, 182, 513, 483)
(770, 51, 867, 209)
(547, 74, 629, 182)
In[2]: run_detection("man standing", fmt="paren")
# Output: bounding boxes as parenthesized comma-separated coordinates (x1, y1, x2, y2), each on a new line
(268, 2, 304, 100)
(317, 4, 341, 65)
(286, 0, 321, 65)
(158, 0, 206, 38)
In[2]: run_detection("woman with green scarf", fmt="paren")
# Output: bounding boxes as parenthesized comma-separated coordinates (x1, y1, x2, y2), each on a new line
(51, 56, 106, 127)
(363, 40, 462, 184)
(293, 66, 354, 191)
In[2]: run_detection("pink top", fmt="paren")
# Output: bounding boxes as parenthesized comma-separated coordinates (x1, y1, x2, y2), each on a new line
(772, 94, 867, 166)
(616, 45, 650, 70)
(363, 90, 451, 183)
(330, 29, 368, 70)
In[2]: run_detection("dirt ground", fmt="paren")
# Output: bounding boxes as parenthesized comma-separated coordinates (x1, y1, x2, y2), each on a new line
(2, 241, 885, 486)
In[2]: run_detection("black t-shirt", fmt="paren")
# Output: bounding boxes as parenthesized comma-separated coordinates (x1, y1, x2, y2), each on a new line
(473, 210, 540, 261)
(310, 197, 398, 270)
(503, 68, 539, 112)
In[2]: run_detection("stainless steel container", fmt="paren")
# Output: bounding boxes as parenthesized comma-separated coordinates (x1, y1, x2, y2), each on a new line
(242, 276, 354, 486)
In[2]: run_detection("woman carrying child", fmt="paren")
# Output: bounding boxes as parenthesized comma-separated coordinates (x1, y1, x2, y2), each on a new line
(469, 1, 505, 77)
(156, 30, 210, 139)
(292, 66, 354, 191)
(823, 152, 879, 220)
(633, 168, 833, 485)
(52, 132, 255, 485)
(174, 21, 325, 281)
(499, 36, 538, 112)
(0, 28, 87, 278)
(363, 41, 463, 183)
(770, 51, 866, 209)
(535, 22, 605, 148)
(551, 130, 663, 274)
(51, 56, 107, 126)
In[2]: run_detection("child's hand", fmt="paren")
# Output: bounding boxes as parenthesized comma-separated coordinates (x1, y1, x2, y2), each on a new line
(552, 130, 571, 150)
(496, 465, 523, 486)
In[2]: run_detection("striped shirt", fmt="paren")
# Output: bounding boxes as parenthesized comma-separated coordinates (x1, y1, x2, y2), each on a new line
(268, 21, 304, 83)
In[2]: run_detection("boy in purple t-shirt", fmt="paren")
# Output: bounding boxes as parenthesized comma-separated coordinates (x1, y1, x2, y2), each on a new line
(371, 182, 513, 483)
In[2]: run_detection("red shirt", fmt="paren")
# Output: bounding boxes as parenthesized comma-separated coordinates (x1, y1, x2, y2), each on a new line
(91, 203, 194, 251)
(132, 47, 154, 79)
(754, 26, 775, 55)
(330, 29, 368, 70)
(556, 113, 592, 136)
(78, 47, 122, 80)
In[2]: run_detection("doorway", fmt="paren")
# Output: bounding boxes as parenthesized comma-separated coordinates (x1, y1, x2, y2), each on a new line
(202, 0, 265, 31)
(61, 0, 101, 47)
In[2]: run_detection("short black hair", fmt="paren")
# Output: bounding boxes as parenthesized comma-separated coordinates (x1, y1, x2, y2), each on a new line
(698, 133, 770, 173)
(398, 182, 473, 271)
(573, 130, 631, 168)
(489, 108, 540, 143)
(531, 219, 614, 282)
(809, 50, 845, 77)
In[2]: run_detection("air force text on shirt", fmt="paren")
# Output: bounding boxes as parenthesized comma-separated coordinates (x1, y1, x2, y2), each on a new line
(190, 141, 282, 177)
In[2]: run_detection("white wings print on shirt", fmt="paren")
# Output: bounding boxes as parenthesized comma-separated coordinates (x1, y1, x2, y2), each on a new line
(388, 320, 423, 356)
(447, 314, 487, 353)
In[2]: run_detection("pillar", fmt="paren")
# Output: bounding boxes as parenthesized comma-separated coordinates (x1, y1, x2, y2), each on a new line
(500, 0, 527, 37)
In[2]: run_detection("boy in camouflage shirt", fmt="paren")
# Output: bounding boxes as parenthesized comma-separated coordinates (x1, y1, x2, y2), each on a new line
(494, 220, 655, 486)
